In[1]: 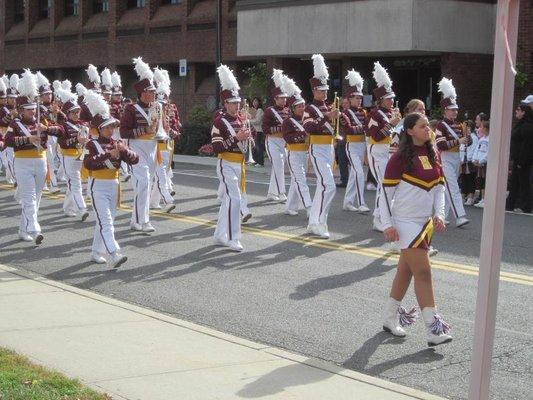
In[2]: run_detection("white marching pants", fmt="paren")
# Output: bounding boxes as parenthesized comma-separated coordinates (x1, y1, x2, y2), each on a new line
(344, 142, 367, 208)
(129, 139, 156, 225)
(285, 150, 311, 212)
(46, 138, 58, 187)
(214, 159, 242, 242)
(89, 178, 120, 256)
(308, 144, 336, 226)
(62, 155, 87, 214)
(441, 151, 466, 220)
(4, 147, 16, 184)
(150, 150, 174, 207)
(265, 136, 286, 196)
(367, 143, 389, 228)
(14, 157, 46, 236)
(218, 175, 249, 216)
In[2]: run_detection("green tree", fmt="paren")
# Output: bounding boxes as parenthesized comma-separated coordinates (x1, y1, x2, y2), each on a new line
(242, 63, 268, 101)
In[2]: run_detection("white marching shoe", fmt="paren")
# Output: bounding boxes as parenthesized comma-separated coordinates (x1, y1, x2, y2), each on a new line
(382, 298, 418, 337)
(284, 209, 298, 216)
(343, 204, 359, 212)
(228, 240, 243, 252)
(142, 222, 156, 233)
(456, 216, 470, 228)
(18, 232, 33, 242)
(307, 223, 329, 239)
(277, 193, 287, 203)
(130, 222, 143, 231)
(108, 252, 128, 269)
(422, 307, 453, 347)
(213, 237, 228, 247)
(358, 204, 370, 213)
(266, 193, 280, 202)
(90, 252, 107, 264)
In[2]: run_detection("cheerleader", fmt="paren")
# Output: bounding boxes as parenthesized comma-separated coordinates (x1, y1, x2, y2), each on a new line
(380, 112, 452, 347)
(281, 76, 312, 216)
(83, 90, 139, 268)
(5, 70, 64, 245)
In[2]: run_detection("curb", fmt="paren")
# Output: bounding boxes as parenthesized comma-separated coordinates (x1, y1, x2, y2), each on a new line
(0, 263, 446, 400)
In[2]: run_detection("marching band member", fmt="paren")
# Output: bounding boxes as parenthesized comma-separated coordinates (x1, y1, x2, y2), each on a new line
(365, 62, 402, 232)
(303, 54, 339, 239)
(149, 67, 177, 213)
(341, 69, 370, 213)
(262, 69, 289, 202)
(53, 88, 90, 220)
(0, 76, 12, 182)
(5, 70, 64, 245)
(211, 65, 251, 252)
(84, 90, 139, 268)
(380, 112, 452, 346)
(281, 76, 312, 216)
(2, 74, 20, 187)
(166, 101, 181, 196)
(435, 78, 470, 228)
(110, 71, 131, 182)
(120, 57, 159, 233)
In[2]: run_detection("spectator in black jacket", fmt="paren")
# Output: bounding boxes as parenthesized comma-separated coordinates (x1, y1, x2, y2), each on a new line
(507, 104, 533, 213)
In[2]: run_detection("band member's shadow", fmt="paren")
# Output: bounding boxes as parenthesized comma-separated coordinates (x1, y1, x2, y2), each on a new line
(342, 332, 443, 376)
(289, 255, 395, 301)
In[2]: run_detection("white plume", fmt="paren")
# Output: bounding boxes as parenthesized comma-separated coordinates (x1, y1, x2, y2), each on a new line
(111, 71, 122, 88)
(86, 64, 100, 84)
(154, 67, 170, 88)
(372, 62, 392, 89)
(52, 80, 62, 92)
(35, 71, 50, 89)
(0, 77, 6, 94)
(55, 88, 77, 104)
(61, 80, 72, 91)
(1, 75, 8, 88)
(345, 69, 364, 91)
(18, 69, 38, 99)
(157, 83, 171, 97)
(281, 76, 301, 98)
(438, 77, 457, 100)
(84, 90, 110, 119)
(312, 54, 329, 81)
(9, 74, 19, 91)
(217, 65, 240, 91)
(75, 83, 87, 97)
(101, 68, 112, 88)
(133, 57, 153, 81)
(272, 69, 285, 89)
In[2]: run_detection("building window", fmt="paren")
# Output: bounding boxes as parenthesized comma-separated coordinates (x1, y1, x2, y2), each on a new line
(127, 0, 145, 8)
(93, 0, 110, 13)
(39, 0, 51, 19)
(65, 0, 80, 16)
(161, 0, 182, 4)
(14, 0, 24, 23)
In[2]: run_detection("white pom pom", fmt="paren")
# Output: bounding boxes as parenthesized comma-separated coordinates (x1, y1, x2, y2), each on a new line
(372, 62, 392, 90)
(437, 77, 457, 100)
(133, 57, 153, 82)
(345, 69, 364, 92)
(86, 64, 101, 84)
(216, 64, 240, 91)
(312, 54, 329, 81)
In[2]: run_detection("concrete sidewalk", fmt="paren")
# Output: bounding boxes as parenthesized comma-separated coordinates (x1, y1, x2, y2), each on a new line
(0, 264, 445, 400)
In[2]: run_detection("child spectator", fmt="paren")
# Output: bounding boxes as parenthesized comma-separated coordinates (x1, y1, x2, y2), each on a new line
(473, 120, 490, 208)
(460, 120, 479, 205)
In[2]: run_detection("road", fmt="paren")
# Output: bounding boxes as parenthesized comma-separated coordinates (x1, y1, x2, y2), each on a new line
(0, 161, 531, 400)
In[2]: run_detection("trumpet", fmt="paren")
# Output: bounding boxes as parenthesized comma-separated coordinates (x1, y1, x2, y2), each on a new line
(34, 100, 45, 152)
(332, 92, 343, 140)
(242, 100, 255, 165)
(148, 101, 168, 141)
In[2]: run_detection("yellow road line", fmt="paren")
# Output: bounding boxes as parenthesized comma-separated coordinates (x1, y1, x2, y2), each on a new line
(2, 184, 532, 286)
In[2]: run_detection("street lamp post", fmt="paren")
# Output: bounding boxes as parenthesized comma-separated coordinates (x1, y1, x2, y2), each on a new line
(215, 0, 222, 108)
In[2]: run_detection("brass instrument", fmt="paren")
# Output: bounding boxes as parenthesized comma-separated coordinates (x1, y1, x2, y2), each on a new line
(149, 101, 168, 140)
(34, 99, 45, 152)
(75, 125, 89, 161)
(332, 92, 342, 140)
(242, 100, 255, 164)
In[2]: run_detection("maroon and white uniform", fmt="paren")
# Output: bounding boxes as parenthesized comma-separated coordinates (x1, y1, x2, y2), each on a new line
(211, 111, 247, 243)
(282, 114, 311, 213)
(340, 106, 368, 209)
(303, 99, 336, 231)
(262, 105, 289, 197)
(435, 118, 469, 221)
(1, 104, 16, 184)
(120, 100, 156, 226)
(5, 117, 63, 238)
(365, 106, 394, 229)
(84, 136, 138, 257)
(380, 145, 445, 250)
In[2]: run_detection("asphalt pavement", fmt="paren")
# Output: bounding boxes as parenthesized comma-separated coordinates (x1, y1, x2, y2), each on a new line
(0, 160, 531, 400)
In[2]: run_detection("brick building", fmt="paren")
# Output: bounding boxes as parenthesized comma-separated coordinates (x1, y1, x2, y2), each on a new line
(0, 0, 531, 120)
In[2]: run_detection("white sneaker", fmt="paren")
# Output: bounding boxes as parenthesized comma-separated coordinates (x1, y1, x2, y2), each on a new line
(474, 200, 484, 208)
(266, 193, 280, 201)
(284, 210, 298, 216)
(428, 246, 438, 257)
(130, 223, 143, 231)
(90, 252, 107, 264)
(142, 222, 155, 233)
(278, 193, 287, 203)
(422, 308, 452, 347)
(108, 252, 127, 269)
(307, 224, 329, 239)
(162, 204, 176, 213)
(358, 204, 370, 213)
(343, 204, 359, 212)
(18, 232, 33, 242)
(242, 212, 252, 223)
(64, 211, 77, 218)
(213, 237, 228, 247)
(79, 211, 89, 222)
(456, 216, 470, 228)
(228, 239, 243, 252)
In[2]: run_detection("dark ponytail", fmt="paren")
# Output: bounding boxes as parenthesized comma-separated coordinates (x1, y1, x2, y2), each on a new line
(399, 112, 436, 171)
